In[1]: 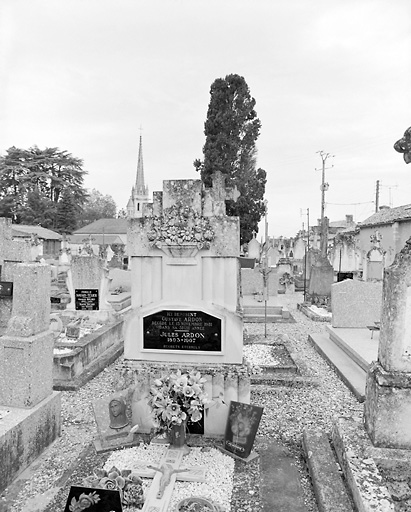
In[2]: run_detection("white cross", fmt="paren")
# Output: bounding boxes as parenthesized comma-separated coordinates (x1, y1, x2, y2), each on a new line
(132, 447, 206, 512)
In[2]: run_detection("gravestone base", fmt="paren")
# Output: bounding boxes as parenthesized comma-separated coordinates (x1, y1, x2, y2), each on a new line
(0, 391, 61, 494)
(364, 362, 411, 449)
(120, 360, 251, 437)
(53, 319, 124, 390)
(0, 330, 54, 408)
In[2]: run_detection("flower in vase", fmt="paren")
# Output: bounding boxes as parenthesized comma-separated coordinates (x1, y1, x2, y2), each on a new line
(148, 369, 209, 433)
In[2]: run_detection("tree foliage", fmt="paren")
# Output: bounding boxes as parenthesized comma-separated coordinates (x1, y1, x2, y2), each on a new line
(194, 74, 267, 245)
(0, 145, 87, 232)
(78, 188, 117, 227)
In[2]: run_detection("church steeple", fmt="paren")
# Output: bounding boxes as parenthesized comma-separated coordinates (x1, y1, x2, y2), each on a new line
(135, 134, 148, 196)
(127, 132, 150, 218)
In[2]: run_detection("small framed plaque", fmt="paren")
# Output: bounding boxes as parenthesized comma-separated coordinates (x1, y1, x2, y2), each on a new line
(64, 486, 123, 511)
(75, 289, 99, 311)
(223, 401, 263, 459)
(0, 282, 13, 297)
(143, 310, 222, 352)
(50, 296, 61, 304)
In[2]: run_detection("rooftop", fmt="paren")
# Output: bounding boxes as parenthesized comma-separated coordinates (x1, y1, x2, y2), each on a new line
(12, 224, 62, 240)
(73, 218, 128, 235)
(359, 204, 411, 227)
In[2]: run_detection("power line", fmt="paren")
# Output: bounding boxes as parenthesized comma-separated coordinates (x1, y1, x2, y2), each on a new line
(326, 201, 374, 206)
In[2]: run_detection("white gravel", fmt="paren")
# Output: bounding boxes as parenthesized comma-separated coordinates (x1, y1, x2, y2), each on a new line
(243, 344, 280, 366)
(104, 444, 234, 511)
(2, 292, 362, 512)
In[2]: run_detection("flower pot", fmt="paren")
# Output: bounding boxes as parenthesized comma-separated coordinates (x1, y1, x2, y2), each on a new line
(169, 420, 186, 447)
(176, 496, 222, 512)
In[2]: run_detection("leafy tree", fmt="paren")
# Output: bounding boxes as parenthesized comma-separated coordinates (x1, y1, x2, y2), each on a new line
(0, 145, 87, 229)
(19, 187, 56, 228)
(78, 188, 117, 227)
(194, 74, 267, 244)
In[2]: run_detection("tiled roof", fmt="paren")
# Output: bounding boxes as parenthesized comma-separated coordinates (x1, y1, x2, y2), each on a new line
(12, 224, 62, 240)
(73, 218, 128, 235)
(359, 205, 411, 227)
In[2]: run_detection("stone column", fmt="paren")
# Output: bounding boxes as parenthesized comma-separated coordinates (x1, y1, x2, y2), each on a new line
(0, 263, 54, 408)
(364, 238, 411, 448)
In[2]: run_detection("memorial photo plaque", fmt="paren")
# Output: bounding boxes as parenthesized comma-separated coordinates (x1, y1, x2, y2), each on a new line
(75, 289, 99, 310)
(224, 401, 264, 459)
(143, 310, 222, 351)
(0, 282, 13, 297)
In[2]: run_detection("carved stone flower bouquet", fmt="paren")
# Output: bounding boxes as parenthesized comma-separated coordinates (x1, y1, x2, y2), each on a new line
(148, 370, 208, 440)
(82, 466, 144, 509)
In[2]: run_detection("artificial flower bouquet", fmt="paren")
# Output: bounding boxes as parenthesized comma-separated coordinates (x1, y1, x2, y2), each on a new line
(148, 369, 209, 432)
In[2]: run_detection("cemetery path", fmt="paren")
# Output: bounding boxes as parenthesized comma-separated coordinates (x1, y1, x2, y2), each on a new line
(0, 292, 363, 512)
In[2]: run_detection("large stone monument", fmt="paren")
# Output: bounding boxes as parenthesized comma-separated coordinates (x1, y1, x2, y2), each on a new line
(120, 173, 249, 437)
(0, 263, 61, 492)
(124, 173, 242, 364)
(364, 238, 411, 448)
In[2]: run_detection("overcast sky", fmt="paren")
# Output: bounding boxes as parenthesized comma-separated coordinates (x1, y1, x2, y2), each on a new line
(1, 0, 410, 238)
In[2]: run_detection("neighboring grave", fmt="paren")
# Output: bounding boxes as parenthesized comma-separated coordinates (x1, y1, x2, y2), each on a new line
(121, 173, 249, 437)
(307, 250, 334, 306)
(0, 218, 32, 330)
(241, 266, 278, 296)
(331, 279, 382, 328)
(66, 254, 113, 321)
(0, 262, 61, 493)
(364, 238, 411, 448)
(247, 232, 261, 260)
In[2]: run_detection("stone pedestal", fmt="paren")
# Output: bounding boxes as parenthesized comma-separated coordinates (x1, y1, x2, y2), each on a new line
(364, 238, 411, 449)
(364, 362, 411, 449)
(0, 262, 61, 493)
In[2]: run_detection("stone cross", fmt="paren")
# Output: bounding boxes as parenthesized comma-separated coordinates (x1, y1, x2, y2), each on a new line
(131, 447, 205, 512)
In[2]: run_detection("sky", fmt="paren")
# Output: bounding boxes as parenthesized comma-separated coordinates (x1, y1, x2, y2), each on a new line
(1, 0, 411, 238)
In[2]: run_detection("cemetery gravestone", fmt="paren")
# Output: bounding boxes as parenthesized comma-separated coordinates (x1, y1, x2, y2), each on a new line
(0, 262, 61, 493)
(307, 250, 334, 306)
(364, 238, 411, 448)
(121, 173, 250, 437)
(0, 217, 32, 330)
(331, 279, 382, 328)
(66, 255, 112, 320)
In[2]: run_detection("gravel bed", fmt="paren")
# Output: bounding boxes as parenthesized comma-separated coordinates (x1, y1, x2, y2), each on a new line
(1, 293, 362, 512)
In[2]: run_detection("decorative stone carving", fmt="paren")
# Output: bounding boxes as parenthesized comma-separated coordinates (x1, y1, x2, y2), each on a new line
(394, 126, 411, 164)
(147, 203, 215, 250)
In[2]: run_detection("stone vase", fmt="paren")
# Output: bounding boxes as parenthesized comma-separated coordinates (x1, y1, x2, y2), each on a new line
(169, 420, 186, 447)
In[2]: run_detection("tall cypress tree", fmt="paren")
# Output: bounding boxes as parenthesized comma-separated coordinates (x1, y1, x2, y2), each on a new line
(56, 188, 78, 233)
(194, 74, 267, 245)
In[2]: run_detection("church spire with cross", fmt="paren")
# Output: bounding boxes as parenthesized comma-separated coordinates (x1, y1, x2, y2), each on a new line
(127, 131, 150, 218)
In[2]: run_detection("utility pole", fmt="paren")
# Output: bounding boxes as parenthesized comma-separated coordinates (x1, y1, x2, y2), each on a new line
(315, 151, 334, 258)
(260, 200, 272, 338)
(375, 180, 380, 213)
(303, 208, 310, 302)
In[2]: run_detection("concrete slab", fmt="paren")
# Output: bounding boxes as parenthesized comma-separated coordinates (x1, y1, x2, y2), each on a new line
(0, 391, 61, 494)
(308, 333, 366, 402)
(332, 417, 395, 512)
(303, 429, 354, 512)
(326, 326, 379, 369)
(260, 441, 308, 512)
